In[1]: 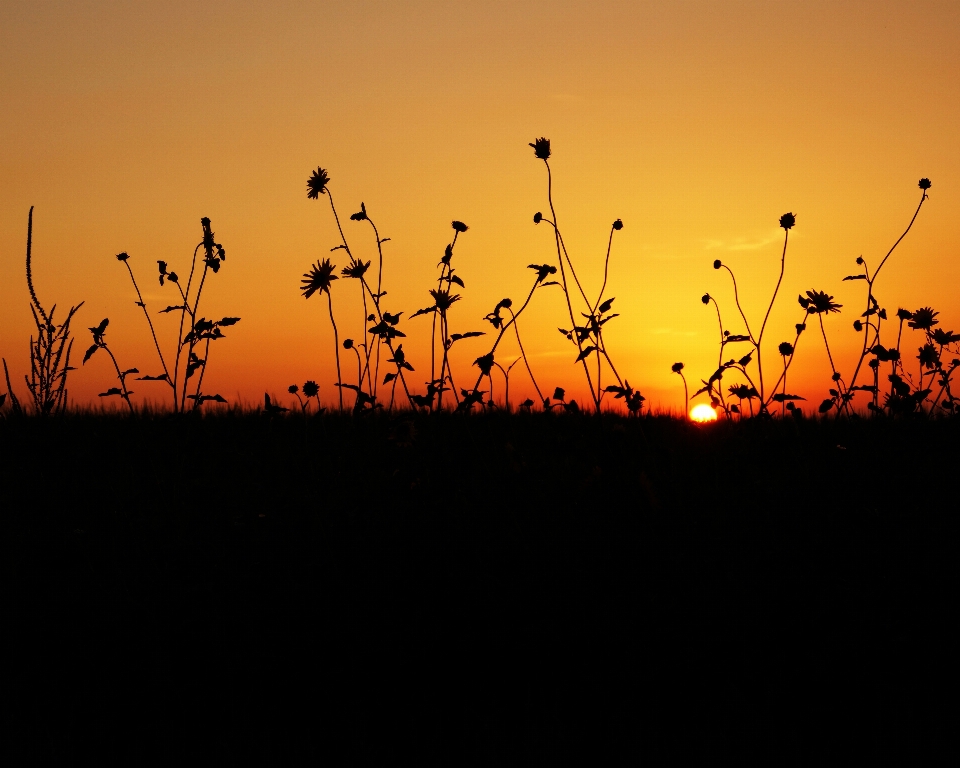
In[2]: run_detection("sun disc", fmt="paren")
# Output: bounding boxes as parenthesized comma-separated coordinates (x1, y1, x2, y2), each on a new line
(690, 404, 718, 423)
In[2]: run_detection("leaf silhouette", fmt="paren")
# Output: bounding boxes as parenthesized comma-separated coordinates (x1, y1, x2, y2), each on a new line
(842, 275, 867, 281)
(575, 346, 597, 362)
(136, 374, 170, 381)
(82, 344, 99, 365)
(597, 297, 615, 314)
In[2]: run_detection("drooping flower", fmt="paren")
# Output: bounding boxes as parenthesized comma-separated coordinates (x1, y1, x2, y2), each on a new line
(301, 259, 338, 299)
(779, 212, 796, 230)
(713, 260, 722, 270)
(306, 167, 330, 199)
(909, 307, 939, 330)
(350, 202, 368, 221)
(803, 290, 842, 314)
(918, 343, 938, 369)
(533, 212, 543, 224)
(529, 137, 551, 160)
(701, 294, 711, 305)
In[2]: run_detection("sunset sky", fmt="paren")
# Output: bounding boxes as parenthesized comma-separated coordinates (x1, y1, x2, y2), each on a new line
(2, 0, 958, 413)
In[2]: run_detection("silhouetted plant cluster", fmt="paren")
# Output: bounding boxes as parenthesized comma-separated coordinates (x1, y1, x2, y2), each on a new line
(295, 138, 644, 417)
(687, 178, 952, 420)
(2, 147, 953, 422)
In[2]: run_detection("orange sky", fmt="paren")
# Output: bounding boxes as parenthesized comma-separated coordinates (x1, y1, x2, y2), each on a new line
(2, 0, 958, 413)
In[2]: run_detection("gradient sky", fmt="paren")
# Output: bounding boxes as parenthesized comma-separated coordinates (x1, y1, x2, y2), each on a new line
(2, 0, 958, 412)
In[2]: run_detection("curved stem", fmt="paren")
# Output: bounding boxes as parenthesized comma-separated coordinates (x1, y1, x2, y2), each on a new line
(592, 225, 617, 313)
(543, 160, 599, 411)
(122, 262, 172, 389)
(327, 290, 343, 412)
(508, 310, 544, 404)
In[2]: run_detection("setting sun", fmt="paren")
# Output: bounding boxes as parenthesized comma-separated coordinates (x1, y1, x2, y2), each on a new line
(690, 404, 718, 423)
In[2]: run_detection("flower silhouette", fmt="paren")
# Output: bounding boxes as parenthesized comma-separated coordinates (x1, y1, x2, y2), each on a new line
(779, 212, 796, 230)
(529, 137, 551, 160)
(452, 221, 469, 233)
(671, 362, 684, 373)
(778, 342, 794, 356)
(341, 257, 371, 279)
(429, 289, 461, 311)
(302, 380, 320, 398)
(613, 219, 624, 231)
(803, 290, 842, 314)
(919, 178, 932, 190)
(533, 212, 543, 224)
(909, 307, 939, 330)
(306, 167, 330, 199)
(301, 259, 338, 298)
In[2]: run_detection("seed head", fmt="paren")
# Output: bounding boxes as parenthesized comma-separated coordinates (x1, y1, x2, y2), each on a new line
(713, 260, 722, 270)
(778, 342, 794, 356)
(452, 221, 469, 233)
(919, 178, 932, 190)
(613, 219, 623, 231)
(780, 212, 796, 230)
(529, 137, 551, 160)
(533, 212, 543, 224)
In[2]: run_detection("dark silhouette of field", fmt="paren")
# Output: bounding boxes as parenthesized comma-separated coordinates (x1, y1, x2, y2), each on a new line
(5, 411, 956, 761)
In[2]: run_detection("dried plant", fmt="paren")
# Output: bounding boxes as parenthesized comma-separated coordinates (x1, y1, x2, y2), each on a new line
(2, 208, 84, 416)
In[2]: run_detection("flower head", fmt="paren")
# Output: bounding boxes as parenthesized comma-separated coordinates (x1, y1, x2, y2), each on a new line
(896, 308, 913, 321)
(671, 362, 684, 373)
(613, 219, 624, 231)
(452, 221, 469, 233)
(701, 293, 711, 305)
(713, 260, 722, 270)
(341, 257, 371, 279)
(288, 385, 299, 394)
(919, 178, 932, 190)
(778, 342, 794, 356)
(533, 212, 543, 224)
(301, 258, 338, 298)
(350, 202, 368, 221)
(343, 338, 354, 350)
(529, 137, 551, 160)
(780, 212, 796, 230)
(918, 343, 938, 369)
(803, 290, 842, 314)
(429, 288, 461, 312)
(909, 307, 939, 330)
(306, 167, 330, 199)
(116, 252, 129, 262)
(302, 380, 320, 398)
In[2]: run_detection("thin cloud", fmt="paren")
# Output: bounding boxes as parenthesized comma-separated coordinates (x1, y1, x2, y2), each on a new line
(703, 231, 784, 252)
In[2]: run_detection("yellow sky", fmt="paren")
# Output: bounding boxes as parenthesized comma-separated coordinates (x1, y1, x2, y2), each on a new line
(2, 1, 958, 412)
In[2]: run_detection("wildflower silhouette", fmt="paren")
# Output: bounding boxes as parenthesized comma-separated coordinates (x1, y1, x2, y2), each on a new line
(696, 212, 797, 418)
(82, 318, 136, 412)
(301, 258, 343, 411)
(3, 207, 84, 416)
(530, 138, 632, 412)
(115, 217, 235, 411)
(671, 362, 688, 417)
(834, 179, 932, 414)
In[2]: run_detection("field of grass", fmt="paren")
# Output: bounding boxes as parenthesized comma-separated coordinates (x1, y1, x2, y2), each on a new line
(5, 410, 957, 760)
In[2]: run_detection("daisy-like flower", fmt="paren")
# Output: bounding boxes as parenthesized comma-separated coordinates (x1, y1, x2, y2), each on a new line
(302, 380, 320, 398)
(529, 137, 551, 160)
(778, 342, 794, 356)
(919, 178, 932, 190)
(779, 212, 796, 230)
(301, 259, 338, 298)
(909, 307, 939, 330)
(803, 290, 842, 314)
(341, 257, 371, 279)
(430, 288, 461, 312)
(671, 362, 684, 373)
(306, 167, 330, 199)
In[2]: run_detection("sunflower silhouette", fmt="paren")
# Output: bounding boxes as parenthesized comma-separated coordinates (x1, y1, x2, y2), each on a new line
(301, 259, 338, 299)
(306, 167, 330, 199)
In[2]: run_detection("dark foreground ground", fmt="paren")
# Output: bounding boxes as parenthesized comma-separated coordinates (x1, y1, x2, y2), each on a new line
(4, 411, 958, 762)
